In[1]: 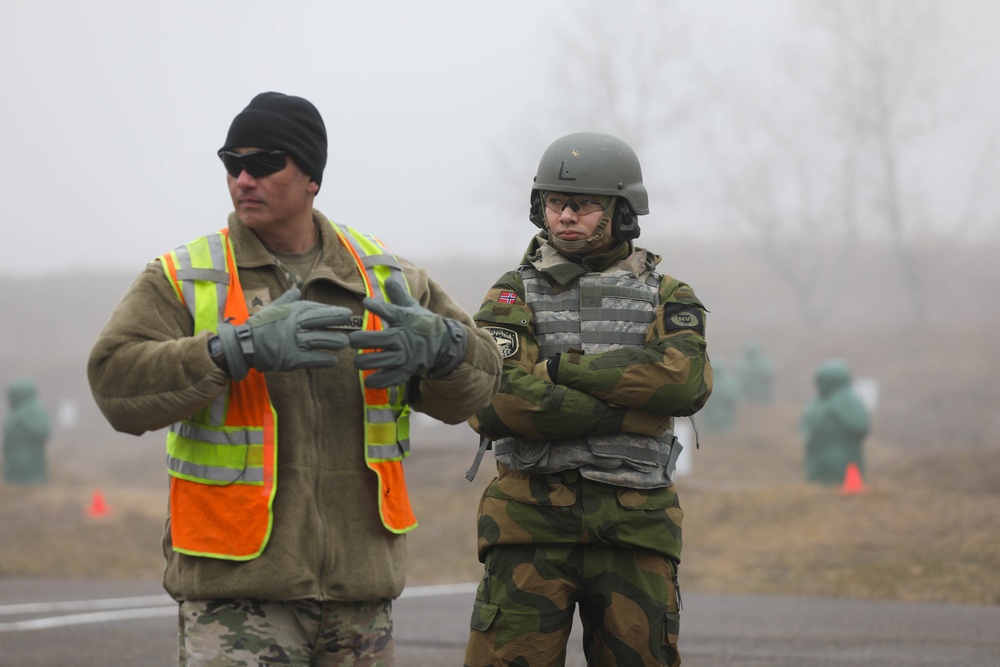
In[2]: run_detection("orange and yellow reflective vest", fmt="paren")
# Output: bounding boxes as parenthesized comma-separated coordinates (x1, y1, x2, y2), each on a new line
(159, 222, 417, 561)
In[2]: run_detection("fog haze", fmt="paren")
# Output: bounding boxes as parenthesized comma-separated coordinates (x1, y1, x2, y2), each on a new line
(3, 2, 1000, 608)
(2, 1, 549, 273)
(8, 1, 997, 276)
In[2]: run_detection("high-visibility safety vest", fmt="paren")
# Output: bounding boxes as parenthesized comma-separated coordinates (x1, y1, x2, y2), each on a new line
(159, 222, 417, 561)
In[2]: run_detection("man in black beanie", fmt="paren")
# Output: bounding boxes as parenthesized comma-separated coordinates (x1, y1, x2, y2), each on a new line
(88, 92, 502, 665)
(221, 91, 328, 190)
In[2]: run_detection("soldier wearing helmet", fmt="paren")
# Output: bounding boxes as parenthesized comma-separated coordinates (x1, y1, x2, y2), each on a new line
(463, 132, 713, 667)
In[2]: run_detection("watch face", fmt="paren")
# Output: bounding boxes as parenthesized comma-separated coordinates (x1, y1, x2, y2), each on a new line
(210, 336, 224, 357)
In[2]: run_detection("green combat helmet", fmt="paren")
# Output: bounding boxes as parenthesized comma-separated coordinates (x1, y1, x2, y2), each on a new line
(529, 132, 648, 241)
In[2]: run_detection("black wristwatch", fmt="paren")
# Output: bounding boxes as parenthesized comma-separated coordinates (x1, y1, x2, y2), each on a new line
(208, 335, 229, 373)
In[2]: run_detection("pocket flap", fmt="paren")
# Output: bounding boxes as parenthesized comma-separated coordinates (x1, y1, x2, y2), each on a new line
(490, 467, 576, 506)
(469, 599, 499, 632)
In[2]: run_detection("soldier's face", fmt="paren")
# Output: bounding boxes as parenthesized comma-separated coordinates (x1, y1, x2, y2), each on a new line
(544, 192, 611, 255)
(226, 147, 318, 233)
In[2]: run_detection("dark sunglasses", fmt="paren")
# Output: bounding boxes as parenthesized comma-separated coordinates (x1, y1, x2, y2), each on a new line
(217, 150, 288, 178)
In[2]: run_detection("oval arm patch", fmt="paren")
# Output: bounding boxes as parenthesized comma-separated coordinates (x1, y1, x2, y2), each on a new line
(483, 326, 520, 359)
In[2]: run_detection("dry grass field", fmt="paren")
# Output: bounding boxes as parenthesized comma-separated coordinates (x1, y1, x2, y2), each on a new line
(1, 238, 998, 606)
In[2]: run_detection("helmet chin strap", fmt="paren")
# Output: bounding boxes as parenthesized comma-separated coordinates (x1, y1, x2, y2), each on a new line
(546, 197, 617, 254)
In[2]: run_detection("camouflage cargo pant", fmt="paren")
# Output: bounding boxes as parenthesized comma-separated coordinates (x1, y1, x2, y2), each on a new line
(177, 598, 394, 666)
(464, 545, 681, 667)
(465, 467, 684, 665)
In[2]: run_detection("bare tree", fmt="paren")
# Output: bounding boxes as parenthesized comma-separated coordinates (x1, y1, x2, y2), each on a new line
(487, 0, 999, 322)
(545, 1, 701, 149)
(486, 0, 706, 228)
(712, 0, 1000, 320)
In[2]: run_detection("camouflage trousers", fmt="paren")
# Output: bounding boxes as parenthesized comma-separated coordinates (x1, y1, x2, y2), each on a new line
(177, 597, 394, 666)
(464, 545, 681, 667)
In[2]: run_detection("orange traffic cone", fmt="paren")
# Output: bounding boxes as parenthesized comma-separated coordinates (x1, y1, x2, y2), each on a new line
(840, 462, 866, 495)
(86, 490, 112, 518)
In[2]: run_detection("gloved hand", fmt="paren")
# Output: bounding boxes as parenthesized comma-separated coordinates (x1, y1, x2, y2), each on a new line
(530, 354, 560, 383)
(216, 287, 353, 380)
(546, 354, 560, 382)
(348, 277, 468, 388)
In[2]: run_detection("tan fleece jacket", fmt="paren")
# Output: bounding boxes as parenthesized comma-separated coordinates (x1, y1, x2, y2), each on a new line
(87, 210, 501, 603)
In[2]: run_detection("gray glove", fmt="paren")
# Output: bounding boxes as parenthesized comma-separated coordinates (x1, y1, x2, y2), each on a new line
(216, 287, 352, 380)
(348, 277, 468, 389)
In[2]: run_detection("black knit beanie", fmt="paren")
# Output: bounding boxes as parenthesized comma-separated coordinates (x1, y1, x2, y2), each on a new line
(221, 92, 327, 188)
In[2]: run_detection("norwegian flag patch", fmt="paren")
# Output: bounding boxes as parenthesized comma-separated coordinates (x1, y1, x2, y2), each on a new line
(497, 291, 518, 304)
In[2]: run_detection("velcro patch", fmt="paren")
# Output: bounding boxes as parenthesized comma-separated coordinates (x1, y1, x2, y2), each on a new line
(662, 303, 704, 335)
(483, 326, 519, 359)
(327, 315, 363, 331)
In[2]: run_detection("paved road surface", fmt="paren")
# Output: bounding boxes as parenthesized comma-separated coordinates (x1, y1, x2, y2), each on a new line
(1, 578, 998, 666)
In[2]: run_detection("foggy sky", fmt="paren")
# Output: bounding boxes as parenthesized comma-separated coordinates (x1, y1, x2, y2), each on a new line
(2, 1, 997, 276)
(0, 1, 768, 275)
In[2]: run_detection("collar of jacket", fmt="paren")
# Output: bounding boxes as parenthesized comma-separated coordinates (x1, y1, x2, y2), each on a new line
(523, 234, 639, 285)
(226, 210, 368, 296)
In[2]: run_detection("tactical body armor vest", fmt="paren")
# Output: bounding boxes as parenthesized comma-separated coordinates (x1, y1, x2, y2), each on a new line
(493, 259, 681, 489)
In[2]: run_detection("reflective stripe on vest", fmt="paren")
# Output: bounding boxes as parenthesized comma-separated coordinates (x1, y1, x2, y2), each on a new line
(160, 223, 419, 559)
(332, 223, 417, 534)
(160, 229, 277, 560)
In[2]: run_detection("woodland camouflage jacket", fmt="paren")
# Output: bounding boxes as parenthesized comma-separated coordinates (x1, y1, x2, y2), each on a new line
(468, 235, 712, 561)
(470, 236, 713, 444)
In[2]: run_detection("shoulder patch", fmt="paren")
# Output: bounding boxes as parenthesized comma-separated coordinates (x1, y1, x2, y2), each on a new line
(483, 326, 520, 359)
(663, 303, 705, 335)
